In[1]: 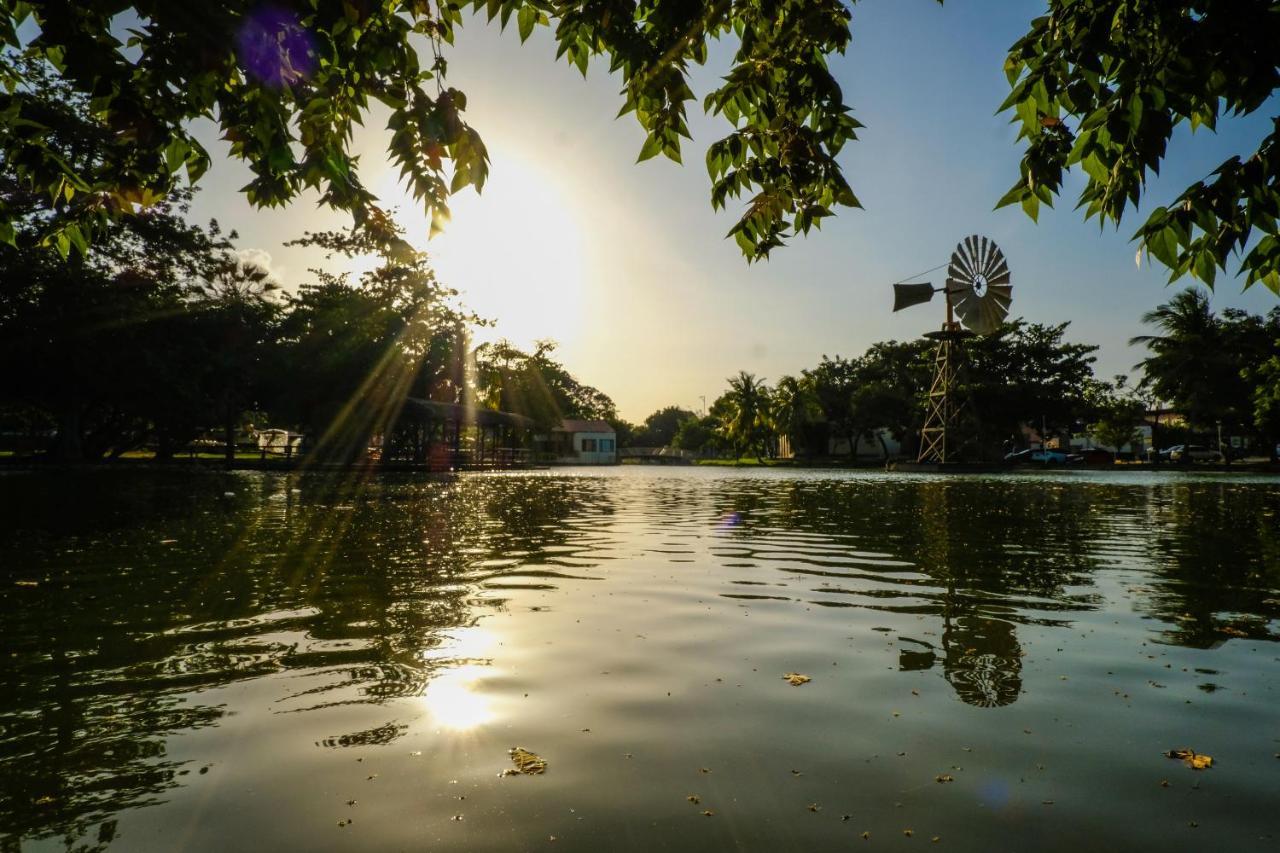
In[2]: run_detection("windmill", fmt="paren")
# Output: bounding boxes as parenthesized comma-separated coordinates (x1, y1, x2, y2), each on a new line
(892, 236, 1012, 464)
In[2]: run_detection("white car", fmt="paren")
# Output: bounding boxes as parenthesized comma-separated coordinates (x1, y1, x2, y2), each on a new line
(1168, 445, 1222, 463)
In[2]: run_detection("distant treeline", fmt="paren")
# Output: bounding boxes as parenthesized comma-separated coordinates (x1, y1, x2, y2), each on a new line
(0, 196, 616, 463)
(620, 292, 1280, 461)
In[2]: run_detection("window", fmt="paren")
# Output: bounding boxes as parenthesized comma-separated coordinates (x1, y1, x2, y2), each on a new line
(600, 439, 614, 452)
(581, 438, 597, 452)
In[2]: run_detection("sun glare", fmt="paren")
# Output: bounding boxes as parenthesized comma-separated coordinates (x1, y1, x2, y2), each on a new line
(376, 153, 588, 350)
(418, 629, 498, 731)
(421, 663, 494, 731)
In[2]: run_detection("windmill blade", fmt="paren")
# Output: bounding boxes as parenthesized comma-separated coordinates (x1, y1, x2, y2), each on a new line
(947, 235, 1012, 335)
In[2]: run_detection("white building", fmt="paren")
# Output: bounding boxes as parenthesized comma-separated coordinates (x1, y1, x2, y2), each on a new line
(543, 419, 618, 465)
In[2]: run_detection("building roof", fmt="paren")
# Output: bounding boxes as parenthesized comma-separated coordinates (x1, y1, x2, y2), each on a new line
(555, 419, 615, 434)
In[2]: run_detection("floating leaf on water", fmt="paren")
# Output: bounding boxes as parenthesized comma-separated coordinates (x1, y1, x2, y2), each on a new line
(807, 803, 820, 812)
(15, 580, 39, 587)
(687, 795, 700, 804)
(904, 829, 913, 837)
(699, 767, 711, 774)
(783, 673, 811, 686)
(935, 774, 954, 783)
(931, 836, 941, 843)
(861, 832, 871, 840)
(34, 796, 55, 805)
(701, 810, 715, 817)
(509, 747, 547, 774)
(1166, 748, 1213, 770)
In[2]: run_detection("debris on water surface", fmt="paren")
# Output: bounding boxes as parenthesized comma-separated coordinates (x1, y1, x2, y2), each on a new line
(687, 795, 700, 804)
(904, 828, 913, 837)
(1166, 748, 1213, 770)
(783, 673, 811, 686)
(807, 803, 820, 812)
(509, 747, 547, 774)
(451, 814, 463, 821)
(935, 774, 954, 783)
(861, 832, 871, 840)
(701, 810, 715, 817)
(699, 767, 711, 774)
(14, 580, 39, 587)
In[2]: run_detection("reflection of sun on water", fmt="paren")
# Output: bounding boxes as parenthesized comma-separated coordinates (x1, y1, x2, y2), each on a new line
(420, 628, 497, 730)
(421, 664, 494, 731)
(374, 152, 587, 351)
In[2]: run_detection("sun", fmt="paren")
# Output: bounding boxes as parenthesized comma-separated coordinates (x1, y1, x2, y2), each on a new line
(375, 151, 588, 350)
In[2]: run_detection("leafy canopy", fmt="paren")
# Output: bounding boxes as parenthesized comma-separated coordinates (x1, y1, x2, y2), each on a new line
(2, 1, 1278, 286)
(1, 0, 861, 261)
(1000, 0, 1280, 293)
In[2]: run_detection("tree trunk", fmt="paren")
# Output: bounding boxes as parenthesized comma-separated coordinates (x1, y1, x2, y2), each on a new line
(851, 433, 861, 461)
(878, 432, 890, 460)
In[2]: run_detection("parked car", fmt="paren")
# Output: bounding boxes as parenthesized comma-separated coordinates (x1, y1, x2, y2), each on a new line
(1004, 449, 1082, 465)
(1169, 444, 1222, 463)
(1075, 447, 1115, 465)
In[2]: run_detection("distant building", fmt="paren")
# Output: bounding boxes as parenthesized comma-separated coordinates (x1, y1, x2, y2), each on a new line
(542, 419, 618, 465)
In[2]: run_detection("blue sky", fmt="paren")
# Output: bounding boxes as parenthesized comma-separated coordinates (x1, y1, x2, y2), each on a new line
(186, 0, 1280, 422)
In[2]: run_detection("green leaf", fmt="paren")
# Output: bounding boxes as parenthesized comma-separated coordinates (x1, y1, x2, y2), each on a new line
(517, 6, 535, 42)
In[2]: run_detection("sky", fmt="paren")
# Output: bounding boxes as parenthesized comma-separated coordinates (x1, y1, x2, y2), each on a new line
(185, 0, 1280, 423)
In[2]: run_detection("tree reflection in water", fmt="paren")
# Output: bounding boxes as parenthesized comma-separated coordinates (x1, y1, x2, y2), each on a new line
(0, 470, 596, 850)
(2, 469, 1279, 851)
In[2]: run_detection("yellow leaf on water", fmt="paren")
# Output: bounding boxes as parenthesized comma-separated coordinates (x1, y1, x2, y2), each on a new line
(1166, 748, 1213, 770)
(783, 673, 811, 686)
(508, 747, 547, 775)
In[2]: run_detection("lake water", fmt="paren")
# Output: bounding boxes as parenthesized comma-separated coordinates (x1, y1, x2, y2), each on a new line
(2, 466, 1278, 851)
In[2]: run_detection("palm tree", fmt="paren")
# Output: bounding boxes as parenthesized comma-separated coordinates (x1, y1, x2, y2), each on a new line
(772, 375, 818, 459)
(1130, 287, 1231, 444)
(722, 371, 771, 460)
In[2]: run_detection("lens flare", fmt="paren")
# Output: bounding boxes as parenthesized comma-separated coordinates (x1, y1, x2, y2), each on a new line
(717, 511, 742, 530)
(237, 6, 317, 87)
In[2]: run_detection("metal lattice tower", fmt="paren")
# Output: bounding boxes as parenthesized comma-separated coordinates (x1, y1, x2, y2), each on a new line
(916, 324, 972, 464)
